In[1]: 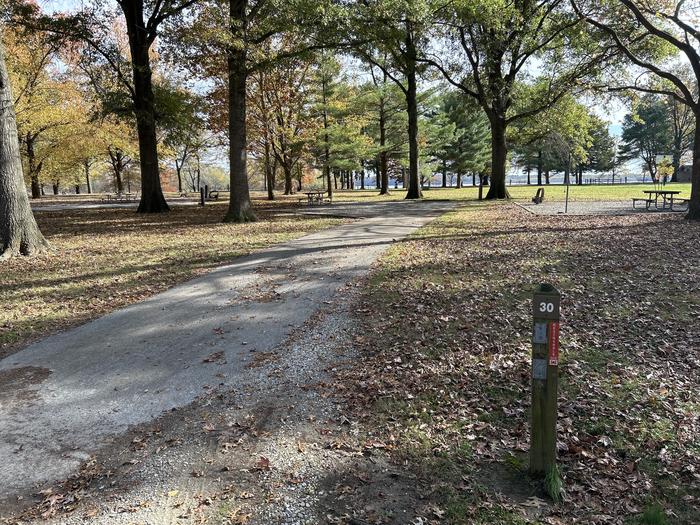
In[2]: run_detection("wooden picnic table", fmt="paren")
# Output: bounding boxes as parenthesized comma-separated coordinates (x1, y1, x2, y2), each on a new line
(103, 192, 138, 203)
(303, 191, 326, 205)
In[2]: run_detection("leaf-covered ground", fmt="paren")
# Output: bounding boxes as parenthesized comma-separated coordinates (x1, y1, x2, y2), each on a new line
(1, 201, 342, 358)
(333, 202, 700, 524)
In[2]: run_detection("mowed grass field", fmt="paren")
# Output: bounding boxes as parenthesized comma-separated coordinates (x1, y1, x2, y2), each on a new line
(326, 183, 693, 202)
(39, 183, 691, 206)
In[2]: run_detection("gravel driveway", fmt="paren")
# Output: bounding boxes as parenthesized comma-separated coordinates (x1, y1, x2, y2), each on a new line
(0, 200, 457, 521)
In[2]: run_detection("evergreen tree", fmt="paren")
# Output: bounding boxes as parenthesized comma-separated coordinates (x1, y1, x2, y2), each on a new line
(621, 95, 673, 182)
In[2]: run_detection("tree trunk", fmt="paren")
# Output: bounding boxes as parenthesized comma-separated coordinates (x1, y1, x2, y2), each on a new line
(526, 166, 531, 185)
(110, 150, 125, 193)
(322, 77, 333, 199)
(672, 151, 680, 183)
(404, 46, 421, 200)
(265, 138, 274, 201)
(84, 160, 92, 194)
(378, 106, 389, 195)
(26, 134, 41, 199)
(283, 164, 293, 195)
(176, 167, 182, 193)
(75, 184, 80, 194)
(52, 183, 58, 195)
(196, 155, 201, 191)
(486, 115, 508, 199)
(360, 168, 365, 190)
(687, 120, 700, 220)
(456, 171, 462, 189)
(325, 165, 332, 197)
(120, 0, 169, 213)
(537, 150, 543, 186)
(224, 0, 256, 222)
(0, 36, 48, 258)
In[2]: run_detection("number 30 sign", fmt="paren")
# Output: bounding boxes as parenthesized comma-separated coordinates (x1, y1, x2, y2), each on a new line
(533, 293, 560, 320)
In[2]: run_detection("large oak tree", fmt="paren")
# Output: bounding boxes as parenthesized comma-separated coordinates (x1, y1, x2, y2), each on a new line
(427, 0, 616, 199)
(350, 0, 435, 200)
(178, 0, 344, 222)
(0, 26, 48, 258)
(573, 0, 700, 219)
(15, 0, 199, 213)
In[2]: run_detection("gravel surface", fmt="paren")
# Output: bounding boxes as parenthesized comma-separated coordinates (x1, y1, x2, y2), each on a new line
(0, 200, 455, 502)
(2, 201, 456, 524)
(5, 286, 418, 525)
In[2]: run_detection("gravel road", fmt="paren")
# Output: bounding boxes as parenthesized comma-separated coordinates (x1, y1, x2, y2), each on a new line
(0, 200, 457, 521)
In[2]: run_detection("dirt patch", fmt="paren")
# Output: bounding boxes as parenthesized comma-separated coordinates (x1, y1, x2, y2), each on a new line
(0, 366, 51, 407)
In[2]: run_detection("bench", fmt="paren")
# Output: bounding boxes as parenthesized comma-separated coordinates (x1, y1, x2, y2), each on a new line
(632, 198, 655, 210)
(532, 188, 545, 204)
(672, 198, 690, 211)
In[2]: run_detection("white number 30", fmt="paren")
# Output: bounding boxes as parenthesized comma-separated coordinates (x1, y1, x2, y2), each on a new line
(539, 302, 555, 313)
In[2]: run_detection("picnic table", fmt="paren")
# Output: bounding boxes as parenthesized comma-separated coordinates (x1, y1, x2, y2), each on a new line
(303, 191, 327, 205)
(633, 190, 687, 211)
(102, 192, 138, 203)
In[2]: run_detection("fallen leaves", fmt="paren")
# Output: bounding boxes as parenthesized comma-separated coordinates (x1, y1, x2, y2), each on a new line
(253, 456, 271, 471)
(203, 351, 226, 363)
(332, 203, 700, 524)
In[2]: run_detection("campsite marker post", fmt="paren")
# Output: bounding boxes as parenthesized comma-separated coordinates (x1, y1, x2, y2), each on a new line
(530, 284, 561, 475)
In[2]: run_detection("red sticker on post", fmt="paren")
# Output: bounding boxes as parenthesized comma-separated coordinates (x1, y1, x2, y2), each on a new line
(548, 322, 560, 366)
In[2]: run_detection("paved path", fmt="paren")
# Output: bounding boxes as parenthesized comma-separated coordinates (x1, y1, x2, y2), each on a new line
(0, 200, 457, 502)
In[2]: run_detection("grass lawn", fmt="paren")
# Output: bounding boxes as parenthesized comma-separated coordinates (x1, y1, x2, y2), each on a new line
(257, 183, 690, 204)
(335, 202, 700, 524)
(327, 183, 693, 203)
(1, 201, 343, 358)
(34, 183, 692, 208)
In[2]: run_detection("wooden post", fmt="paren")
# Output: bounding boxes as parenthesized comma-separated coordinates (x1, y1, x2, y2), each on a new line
(199, 187, 205, 207)
(478, 178, 484, 200)
(530, 283, 561, 476)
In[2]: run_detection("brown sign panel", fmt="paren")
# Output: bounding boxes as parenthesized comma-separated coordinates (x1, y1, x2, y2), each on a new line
(532, 293, 561, 320)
